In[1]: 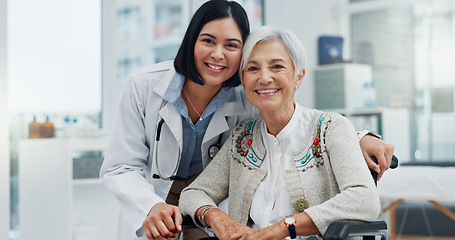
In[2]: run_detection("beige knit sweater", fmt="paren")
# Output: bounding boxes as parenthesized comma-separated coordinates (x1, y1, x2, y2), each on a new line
(179, 109, 380, 237)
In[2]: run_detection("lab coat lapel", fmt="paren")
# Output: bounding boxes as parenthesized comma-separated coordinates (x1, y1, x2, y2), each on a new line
(153, 103, 182, 179)
(153, 64, 183, 150)
(223, 87, 246, 117)
(201, 109, 229, 167)
(159, 103, 183, 150)
(203, 110, 229, 145)
(201, 88, 246, 166)
(204, 88, 246, 143)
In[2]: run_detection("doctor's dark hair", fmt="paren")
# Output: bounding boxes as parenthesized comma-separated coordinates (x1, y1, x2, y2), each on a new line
(174, 0, 250, 88)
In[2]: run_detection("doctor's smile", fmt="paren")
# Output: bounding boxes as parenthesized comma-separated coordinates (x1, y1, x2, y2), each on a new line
(205, 62, 227, 72)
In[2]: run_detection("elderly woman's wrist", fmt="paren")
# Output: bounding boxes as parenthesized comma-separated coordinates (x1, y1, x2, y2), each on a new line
(266, 219, 292, 239)
(197, 205, 219, 228)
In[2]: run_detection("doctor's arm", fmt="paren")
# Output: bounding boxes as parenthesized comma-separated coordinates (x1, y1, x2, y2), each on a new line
(99, 77, 180, 239)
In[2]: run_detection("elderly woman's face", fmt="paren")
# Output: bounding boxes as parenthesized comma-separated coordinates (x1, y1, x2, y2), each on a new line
(242, 40, 302, 113)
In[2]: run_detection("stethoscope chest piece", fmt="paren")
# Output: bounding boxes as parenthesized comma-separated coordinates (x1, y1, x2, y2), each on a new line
(208, 132, 224, 160)
(208, 144, 220, 159)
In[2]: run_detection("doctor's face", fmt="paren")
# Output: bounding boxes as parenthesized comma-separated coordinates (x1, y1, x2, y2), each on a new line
(193, 17, 243, 88)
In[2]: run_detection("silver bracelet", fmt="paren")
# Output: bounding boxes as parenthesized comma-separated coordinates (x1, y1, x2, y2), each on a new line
(198, 205, 218, 229)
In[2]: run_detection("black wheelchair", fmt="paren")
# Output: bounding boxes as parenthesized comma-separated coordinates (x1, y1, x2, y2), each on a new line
(182, 156, 399, 240)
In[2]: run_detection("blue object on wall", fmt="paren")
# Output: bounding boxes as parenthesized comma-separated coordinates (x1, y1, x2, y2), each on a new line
(318, 36, 344, 65)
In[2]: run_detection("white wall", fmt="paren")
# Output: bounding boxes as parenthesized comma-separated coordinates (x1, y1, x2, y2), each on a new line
(0, 0, 10, 238)
(101, 0, 118, 132)
(8, 0, 101, 114)
(264, 0, 350, 108)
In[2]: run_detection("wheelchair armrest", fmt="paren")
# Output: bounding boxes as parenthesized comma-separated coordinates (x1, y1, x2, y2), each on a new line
(323, 220, 387, 240)
(182, 214, 199, 230)
(182, 215, 219, 240)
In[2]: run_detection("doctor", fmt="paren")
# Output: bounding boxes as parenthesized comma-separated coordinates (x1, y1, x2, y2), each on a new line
(99, 1, 394, 240)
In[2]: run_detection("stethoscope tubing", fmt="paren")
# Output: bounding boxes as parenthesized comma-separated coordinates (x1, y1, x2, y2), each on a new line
(153, 117, 223, 181)
(153, 118, 181, 180)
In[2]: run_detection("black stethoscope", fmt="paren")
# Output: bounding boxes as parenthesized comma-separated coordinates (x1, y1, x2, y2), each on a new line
(152, 118, 224, 180)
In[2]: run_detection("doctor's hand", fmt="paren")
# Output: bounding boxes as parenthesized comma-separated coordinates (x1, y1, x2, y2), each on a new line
(143, 202, 182, 240)
(359, 134, 394, 181)
(198, 207, 249, 240)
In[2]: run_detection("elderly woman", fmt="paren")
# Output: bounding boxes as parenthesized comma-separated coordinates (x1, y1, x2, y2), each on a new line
(179, 26, 380, 240)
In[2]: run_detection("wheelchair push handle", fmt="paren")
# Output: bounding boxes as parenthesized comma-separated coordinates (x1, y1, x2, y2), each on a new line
(370, 155, 398, 185)
(390, 155, 399, 169)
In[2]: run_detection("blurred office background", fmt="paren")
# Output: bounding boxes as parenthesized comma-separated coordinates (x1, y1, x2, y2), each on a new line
(1, 0, 454, 239)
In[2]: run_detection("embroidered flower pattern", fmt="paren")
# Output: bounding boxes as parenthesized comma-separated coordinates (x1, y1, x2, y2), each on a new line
(295, 114, 327, 170)
(233, 120, 263, 168)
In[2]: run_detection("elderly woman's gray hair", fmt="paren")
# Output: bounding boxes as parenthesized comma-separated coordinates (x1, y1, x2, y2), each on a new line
(240, 26, 306, 81)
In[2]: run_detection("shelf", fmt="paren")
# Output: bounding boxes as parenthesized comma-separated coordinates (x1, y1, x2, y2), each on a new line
(67, 137, 110, 151)
(73, 178, 102, 186)
(312, 107, 411, 161)
(19, 137, 117, 240)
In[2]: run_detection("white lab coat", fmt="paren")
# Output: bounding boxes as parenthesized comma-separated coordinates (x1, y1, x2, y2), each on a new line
(99, 61, 258, 239)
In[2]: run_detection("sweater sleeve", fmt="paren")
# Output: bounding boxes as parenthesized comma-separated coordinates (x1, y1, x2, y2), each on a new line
(179, 136, 232, 228)
(304, 113, 381, 234)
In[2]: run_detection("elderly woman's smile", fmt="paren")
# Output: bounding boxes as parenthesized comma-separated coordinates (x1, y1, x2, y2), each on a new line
(255, 88, 279, 95)
(242, 40, 304, 122)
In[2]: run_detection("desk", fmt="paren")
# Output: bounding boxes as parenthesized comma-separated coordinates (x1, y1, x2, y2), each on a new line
(377, 166, 455, 239)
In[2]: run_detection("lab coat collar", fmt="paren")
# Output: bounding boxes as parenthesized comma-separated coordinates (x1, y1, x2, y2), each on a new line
(202, 87, 248, 165)
(153, 63, 180, 99)
(204, 87, 246, 141)
(223, 87, 246, 116)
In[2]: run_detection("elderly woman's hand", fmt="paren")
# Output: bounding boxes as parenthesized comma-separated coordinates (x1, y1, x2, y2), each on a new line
(229, 221, 288, 240)
(359, 134, 394, 180)
(201, 208, 250, 240)
(229, 228, 282, 240)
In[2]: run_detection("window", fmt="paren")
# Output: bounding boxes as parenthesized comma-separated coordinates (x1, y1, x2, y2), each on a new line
(7, 0, 102, 238)
(117, 58, 142, 82)
(350, 0, 455, 162)
(117, 7, 141, 31)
